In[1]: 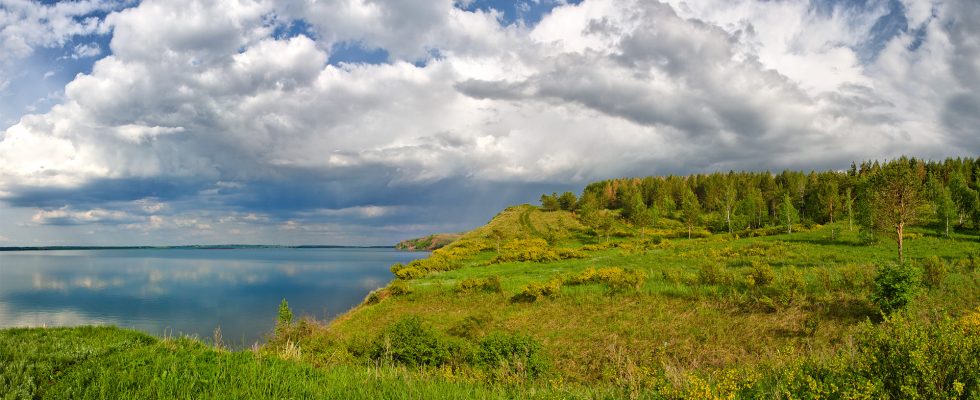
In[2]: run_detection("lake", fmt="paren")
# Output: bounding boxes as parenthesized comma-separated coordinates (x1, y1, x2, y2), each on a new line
(0, 248, 428, 346)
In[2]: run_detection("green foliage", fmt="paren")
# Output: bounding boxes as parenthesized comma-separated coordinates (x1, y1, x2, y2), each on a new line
(540, 193, 560, 211)
(681, 187, 702, 239)
(473, 332, 549, 381)
(921, 256, 949, 289)
(393, 266, 426, 280)
(698, 263, 730, 286)
(447, 313, 494, 339)
(390, 253, 463, 279)
(511, 279, 562, 302)
(557, 192, 578, 211)
(1, 327, 546, 399)
(565, 267, 647, 292)
(455, 276, 503, 294)
(370, 316, 460, 367)
(871, 263, 922, 315)
(492, 238, 584, 263)
(744, 261, 776, 288)
(935, 185, 957, 238)
(779, 193, 799, 234)
(276, 299, 293, 336)
(388, 280, 412, 296)
(855, 315, 980, 399)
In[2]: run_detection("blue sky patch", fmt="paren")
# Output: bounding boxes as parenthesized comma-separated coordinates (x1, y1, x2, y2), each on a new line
(455, 0, 583, 27)
(328, 41, 390, 66)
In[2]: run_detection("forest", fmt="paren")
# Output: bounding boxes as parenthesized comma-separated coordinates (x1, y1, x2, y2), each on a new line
(541, 156, 980, 262)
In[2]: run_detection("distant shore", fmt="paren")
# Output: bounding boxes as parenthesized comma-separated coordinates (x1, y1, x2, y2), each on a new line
(0, 245, 395, 252)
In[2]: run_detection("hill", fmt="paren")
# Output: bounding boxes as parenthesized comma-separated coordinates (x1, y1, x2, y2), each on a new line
(4, 158, 980, 398)
(394, 233, 462, 251)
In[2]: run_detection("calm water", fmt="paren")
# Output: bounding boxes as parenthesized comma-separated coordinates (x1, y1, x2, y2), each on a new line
(0, 248, 428, 345)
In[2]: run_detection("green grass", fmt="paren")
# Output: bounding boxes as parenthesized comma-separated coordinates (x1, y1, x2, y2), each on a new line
(1, 326, 619, 399)
(4, 205, 980, 398)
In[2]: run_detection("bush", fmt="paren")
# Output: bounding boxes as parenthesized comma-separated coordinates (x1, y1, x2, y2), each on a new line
(473, 332, 549, 381)
(388, 280, 412, 296)
(448, 313, 494, 339)
(390, 252, 465, 280)
(511, 279, 562, 302)
(871, 263, 921, 315)
(275, 299, 293, 337)
(565, 267, 647, 292)
(856, 315, 980, 399)
(745, 262, 775, 288)
(370, 316, 461, 367)
(921, 256, 948, 289)
(393, 266, 426, 280)
(492, 238, 585, 264)
(698, 263, 729, 286)
(456, 276, 503, 294)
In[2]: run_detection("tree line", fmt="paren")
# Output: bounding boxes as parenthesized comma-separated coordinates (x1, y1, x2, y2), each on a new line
(541, 157, 980, 263)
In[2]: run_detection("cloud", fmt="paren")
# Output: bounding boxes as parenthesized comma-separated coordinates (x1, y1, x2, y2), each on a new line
(0, 0, 115, 61)
(69, 42, 102, 59)
(0, 0, 977, 245)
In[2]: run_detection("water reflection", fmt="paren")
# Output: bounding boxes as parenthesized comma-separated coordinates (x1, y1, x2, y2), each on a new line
(0, 248, 427, 345)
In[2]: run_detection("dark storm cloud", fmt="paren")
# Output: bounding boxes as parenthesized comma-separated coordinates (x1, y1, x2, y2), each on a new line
(1, 0, 978, 245)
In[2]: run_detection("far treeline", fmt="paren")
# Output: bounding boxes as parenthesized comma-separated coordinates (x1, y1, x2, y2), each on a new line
(540, 157, 980, 263)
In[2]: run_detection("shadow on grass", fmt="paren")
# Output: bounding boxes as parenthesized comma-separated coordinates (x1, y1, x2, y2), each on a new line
(816, 298, 880, 324)
(779, 237, 869, 248)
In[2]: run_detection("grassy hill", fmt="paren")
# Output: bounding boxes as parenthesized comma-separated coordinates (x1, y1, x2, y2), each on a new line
(395, 233, 463, 251)
(4, 204, 980, 398)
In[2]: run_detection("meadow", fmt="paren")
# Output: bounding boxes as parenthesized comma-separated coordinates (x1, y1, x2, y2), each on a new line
(4, 159, 980, 398)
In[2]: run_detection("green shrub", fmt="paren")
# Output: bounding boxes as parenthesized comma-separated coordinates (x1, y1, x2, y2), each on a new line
(473, 332, 549, 381)
(448, 313, 494, 339)
(389, 263, 404, 274)
(856, 315, 980, 399)
(871, 263, 921, 315)
(456, 276, 503, 294)
(370, 316, 462, 367)
(778, 266, 806, 293)
(393, 266, 426, 280)
(390, 253, 465, 280)
(565, 267, 647, 292)
(275, 299, 293, 337)
(698, 263, 728, 286)
(388, 280, 412, 296)
(492, 238, 585, 264)
(745, 262, 775, 288)
(921, 256, 948, 289)
(511, 279, 562, 302)
(841, 263, 873, 290)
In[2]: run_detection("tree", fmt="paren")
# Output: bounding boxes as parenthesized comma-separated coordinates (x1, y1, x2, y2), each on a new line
(778, 194, 799, 234)
(557, 192, 578, 211)
(741, 187, 766, 229)
(620, 187, 645, 222)
(844, 187, 854, 231)
(631, 203, 658, 239)
(594, 211, 616, 242)
(488, 228, 506, 252)
(871, 161, 926, 264)
(721, 183, 737, 234)
(681, 188, 701, 239)
(540, 193, 559, 211)
(948, 172, 977, 227)
(276, 298, 293, 337)
(934, 185, 956, 238)
(818, 179, 840, 224)
(577, 192, 601, 227)
(855, 178, 879, 242)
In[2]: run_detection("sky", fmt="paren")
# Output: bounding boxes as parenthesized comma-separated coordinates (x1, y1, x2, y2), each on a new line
(0, 0, 976, 246)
